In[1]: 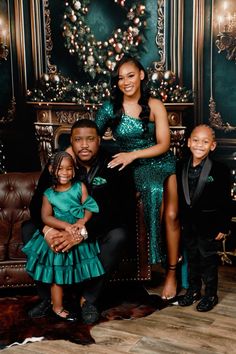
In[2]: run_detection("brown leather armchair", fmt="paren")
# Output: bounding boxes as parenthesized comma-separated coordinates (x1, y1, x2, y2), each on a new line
(0, 172, 39, 288)
(0, 172, 150, 288)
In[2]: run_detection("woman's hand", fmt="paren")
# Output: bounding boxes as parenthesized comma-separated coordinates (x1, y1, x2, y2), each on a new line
(107, 152, 135, 170)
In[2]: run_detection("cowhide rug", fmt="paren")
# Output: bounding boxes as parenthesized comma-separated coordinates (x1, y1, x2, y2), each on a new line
(0, 284, 167, 350)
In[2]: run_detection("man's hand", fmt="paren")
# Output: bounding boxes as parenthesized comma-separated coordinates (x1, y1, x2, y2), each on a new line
(53, 230, 84, 252)
(43, 226, 84, 253)
(43, 227, 63, 253)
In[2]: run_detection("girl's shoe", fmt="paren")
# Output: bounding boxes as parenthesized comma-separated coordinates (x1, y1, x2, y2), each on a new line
(52, 308, 77, 322)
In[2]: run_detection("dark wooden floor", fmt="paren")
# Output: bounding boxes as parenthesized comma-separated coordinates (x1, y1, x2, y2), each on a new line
(2, 264, 236, 354)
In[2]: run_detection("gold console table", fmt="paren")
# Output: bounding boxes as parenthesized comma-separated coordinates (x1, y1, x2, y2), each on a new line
(27, 102, 193, 169)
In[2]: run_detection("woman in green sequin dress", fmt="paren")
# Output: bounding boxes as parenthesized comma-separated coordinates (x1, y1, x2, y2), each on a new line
(95, 55, 180, 300)
(22, 151, 104, 320)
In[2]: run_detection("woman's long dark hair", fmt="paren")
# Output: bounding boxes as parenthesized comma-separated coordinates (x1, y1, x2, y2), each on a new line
(110, 55, 150, 133)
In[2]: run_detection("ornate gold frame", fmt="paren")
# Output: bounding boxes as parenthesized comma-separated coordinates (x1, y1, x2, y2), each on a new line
(209, 0, 236, 133)
(0, 0, 16, 124)
(40, 0, 168, 76)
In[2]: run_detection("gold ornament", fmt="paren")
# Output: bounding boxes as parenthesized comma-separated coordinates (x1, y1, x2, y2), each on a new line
(163, 70, 176, 85)
(115, 43, 123, 53)
(70, 14, 77, 22)
(87, 55, 95, 65)
(73, 1, 81, 10)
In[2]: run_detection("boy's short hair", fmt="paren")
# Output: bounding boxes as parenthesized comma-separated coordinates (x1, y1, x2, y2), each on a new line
(191, 124, 216, 141)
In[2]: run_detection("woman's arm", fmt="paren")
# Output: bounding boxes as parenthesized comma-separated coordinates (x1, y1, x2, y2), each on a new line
(108, 98, 171, 170)
(95, 101, 113, 134)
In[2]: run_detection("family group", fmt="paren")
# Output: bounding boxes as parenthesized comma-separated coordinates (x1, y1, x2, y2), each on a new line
(21, 55, 232, 324)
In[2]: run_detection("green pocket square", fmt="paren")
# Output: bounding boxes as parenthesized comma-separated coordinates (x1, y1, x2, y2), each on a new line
(207, 176, 214, 182)
(92, 176, 107, 185)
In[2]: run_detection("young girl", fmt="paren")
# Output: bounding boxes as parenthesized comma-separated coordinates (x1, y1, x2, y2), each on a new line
(95, 55, 180, 300)
(22, 151, 104, 321)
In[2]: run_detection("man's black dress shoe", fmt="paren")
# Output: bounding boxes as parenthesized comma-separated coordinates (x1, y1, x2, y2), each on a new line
(196, 295, 218, 312)
(81, 301, 99, 324)
(178, 289, 201, 307)
(28, 298, 51, 318)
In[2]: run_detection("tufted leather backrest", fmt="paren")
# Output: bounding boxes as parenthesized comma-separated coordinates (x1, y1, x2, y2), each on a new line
(0, 172, 40, 260)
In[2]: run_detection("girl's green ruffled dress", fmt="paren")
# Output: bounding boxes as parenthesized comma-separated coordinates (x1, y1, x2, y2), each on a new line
(22, 182, 104, 284)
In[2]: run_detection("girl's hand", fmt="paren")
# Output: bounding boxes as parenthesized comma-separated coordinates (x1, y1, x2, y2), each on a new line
(107, 152, 135, 171)
(73, 220, 86, 235)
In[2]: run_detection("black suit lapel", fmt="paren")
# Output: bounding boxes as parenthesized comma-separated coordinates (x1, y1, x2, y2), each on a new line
(191, 156, 212, 206)
(182, 158, 191, 206)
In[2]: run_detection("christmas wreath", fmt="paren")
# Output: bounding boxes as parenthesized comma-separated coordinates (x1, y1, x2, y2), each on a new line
(62, 0, 147, 79)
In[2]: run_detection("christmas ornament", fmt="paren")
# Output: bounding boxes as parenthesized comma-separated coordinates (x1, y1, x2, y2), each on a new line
(147, 68, 192, 103)
(62, 0, 148, 79)
(26, 72, 111, 106)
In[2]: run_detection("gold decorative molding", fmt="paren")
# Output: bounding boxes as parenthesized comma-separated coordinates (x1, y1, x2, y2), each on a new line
(0, 97, 16, 124)
(177, 0, 184, 85)
(34, 123, 54, 168)
(170, 126, 186, 158)
(170, 0, 177, 73)
(0, 1, 16, 125)
(30, 0, 44, 79)
(29, 101, 192, 168)
(14, 0, 27, 95)
(154, 0, 166, 71)
(209, 0, 236, 132)
(55, 110, 94, 124)
(192, 0, 205, 124)
(43, 0, 57, 74)
(209, 97, 236, 132)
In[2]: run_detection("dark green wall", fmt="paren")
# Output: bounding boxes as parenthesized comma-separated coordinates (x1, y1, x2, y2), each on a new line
(0, 0, 236, 173)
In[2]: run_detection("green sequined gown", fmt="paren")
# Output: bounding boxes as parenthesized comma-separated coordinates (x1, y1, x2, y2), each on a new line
(22, 182, 105, 284)
(96, 101, 176, 264)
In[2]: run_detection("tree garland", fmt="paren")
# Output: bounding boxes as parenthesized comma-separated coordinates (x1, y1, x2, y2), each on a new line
(62, 0, 147, 79)
(27, 69, 192, 106)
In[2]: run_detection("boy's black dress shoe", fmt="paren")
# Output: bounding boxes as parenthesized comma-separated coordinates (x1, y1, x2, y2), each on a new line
(178, 289, 201, 307)
(28, 298, 51, 318)
(81, 301, 99, 324)
(196, 295, 218, 312)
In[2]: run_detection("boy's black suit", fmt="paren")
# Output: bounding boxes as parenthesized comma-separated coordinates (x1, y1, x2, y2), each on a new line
(177, 156, 232, 296)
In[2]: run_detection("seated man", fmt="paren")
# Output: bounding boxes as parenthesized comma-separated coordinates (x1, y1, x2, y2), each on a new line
(22, 118, 136, 324)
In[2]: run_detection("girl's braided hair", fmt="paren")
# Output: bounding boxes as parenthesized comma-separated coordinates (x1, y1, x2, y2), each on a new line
(49, 151, 75, 188)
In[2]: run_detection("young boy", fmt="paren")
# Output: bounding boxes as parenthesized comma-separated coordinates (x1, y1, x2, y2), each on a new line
(177, 124, 232, 312)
